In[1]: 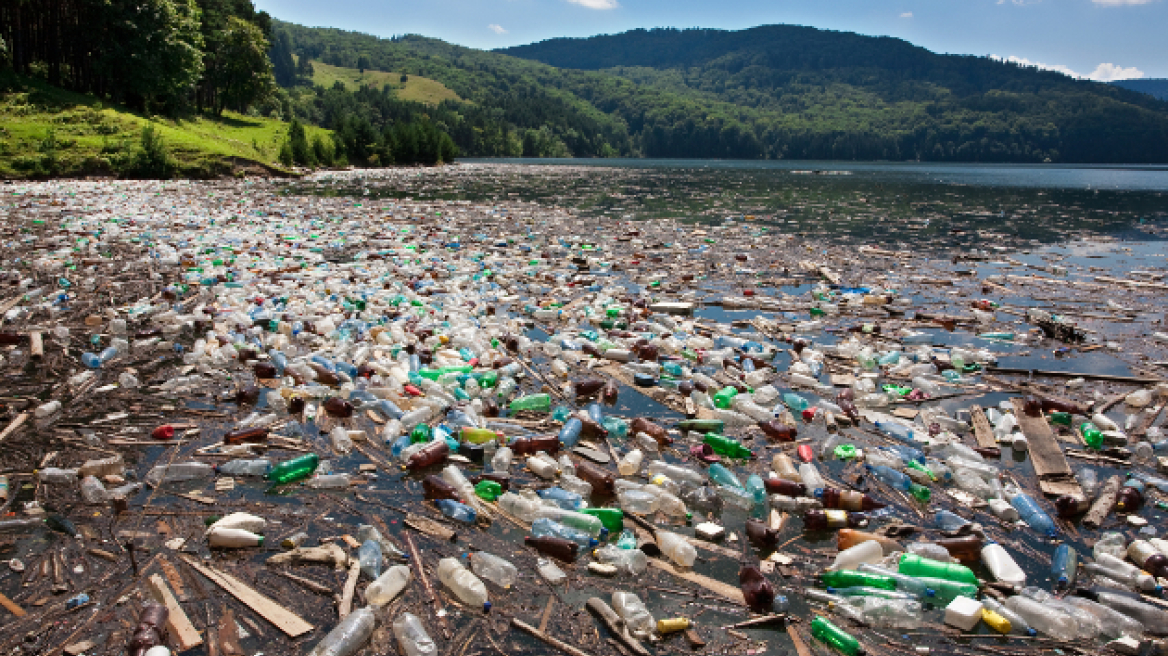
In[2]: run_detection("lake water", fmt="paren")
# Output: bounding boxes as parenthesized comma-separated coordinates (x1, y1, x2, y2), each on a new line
(297, 159, 1168, 249)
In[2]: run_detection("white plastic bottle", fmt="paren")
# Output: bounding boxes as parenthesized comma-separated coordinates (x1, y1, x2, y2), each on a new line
(437, 558, 490, 610)
(618, 449, 644, 476)
(207, 526, 264, 548)
(365, 565, 411, 607)
(612, 591, 656, 638)
(829, 540, 883, 571)
(981, 541, 1026, 586)
(207, 512, 267, 534)
(307, 606, 375, 656)
(393, 612, 436, 656)
(656, 531, 697, 567)
(469, 551, 519, 588)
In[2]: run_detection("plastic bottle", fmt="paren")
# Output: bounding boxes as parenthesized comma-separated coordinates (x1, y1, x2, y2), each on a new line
(981, 596, 1035, 636)
(216, 458, 272, 476)
(435, 499, 477, 524)
(1079, 589, 1168, 634)
(499, 491, 542, 522)
(437, 557, 490, 611)
(1094, 532, 1128, 560)
(358, 540, 383, 579)
(128, 604, 170, 656)
(267, 453, 320, 484)
(829, 541, 884, 571)
(703, 433, 752, 459)
(817, 488, 885, 511)
(80, 476, 108, 503)
(207, 526, 264, 548)
(803, 510, 865, 530)
(1052, 544, 1078, 590)
(393, 612, 437, 656)
(1004, 484, 1058, 538)
(306, 473, 352, 489)
(1096, 552, 1161, 591)
(1003, 595, 1078, 638)
(981, 541, 1026, 586)
(843, 597, 922, 629)
(531, 518, 596, 548)
(865, 465, 930, 502)
(536, 487, 584, 511)
(898, 554, 979, 586)
(366, 565, 411, 607)
(534, 507, 604, 537)
(594, 545, 648, 575)
(145, 462, 215, 486)
(525, 535, 579, 562)
(838, 529, 903, 555)
(613, 591, 656, 637)
(656, 531, 697, 567)
(811, 616, 865, 656)
(470, 551, 519, 588)
(1062, 595, 1145, 639)
(618, 449, 643, 476)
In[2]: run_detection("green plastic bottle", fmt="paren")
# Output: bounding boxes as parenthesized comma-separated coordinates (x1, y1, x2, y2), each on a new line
(580, 508, 625, 535)
(703, 433, 753, 459)
(478, 370, 499, 388)
(461, 427, 498, 444)
(898, 553, 978, 586)
(410, 423, 433, 443)
(510, 393, 551, 414)
(811, 616, 865, 656)
(1048, 411, 1072, 426)
(474, 480, 502, 502)
(712, 386, 739, 409)
(907, 482, 932, 503)
(821, 570, 896, 591)
(267, 453, 320, 484)
(1080, 422, 1103, 450)
(676, 419, 725, 433)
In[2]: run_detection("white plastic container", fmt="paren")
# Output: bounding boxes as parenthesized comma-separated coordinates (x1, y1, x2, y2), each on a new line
(945, 595, 985, 631)
(828, 539, 883, 571)
(437, 557, 489, 610)
(207, 512, 267, 534)
(981, 541, 1026, 586)
(527, 452, 559, 479)
(365, 565, 411, 606)
(207, 526, 264, 548)
(988, 498, 1020, 521)
(656, 531, 697, 567)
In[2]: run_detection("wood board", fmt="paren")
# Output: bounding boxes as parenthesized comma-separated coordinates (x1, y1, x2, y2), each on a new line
(648, 559, 745, 605)
(1010, 398, 1082, 498)
(969, 405, 997, 449)
(179, 556, 313, 638)
(147, 574, 203, 651)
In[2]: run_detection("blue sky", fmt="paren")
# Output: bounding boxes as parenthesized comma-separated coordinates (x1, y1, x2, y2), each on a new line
(255, 0, 1167, 80)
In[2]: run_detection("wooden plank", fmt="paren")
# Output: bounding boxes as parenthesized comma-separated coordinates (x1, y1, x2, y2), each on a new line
(0, 413, 30, 444)
(1010, 398, 1081, 498)
(338, 560, 360, 619)
(648, 559, 745, 605)
(969, 406, 997, 449)
(179, 556, 313, 638)
(787, 624, 814, 656)
(1131, 403, 1166, 441)
(0, 590, 26, 618)
(147, 574, 204, 651)
(1083, 475, 1121, 529)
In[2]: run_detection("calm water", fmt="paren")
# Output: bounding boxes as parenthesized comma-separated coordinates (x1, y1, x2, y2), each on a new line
(297, 160, 1168, 248)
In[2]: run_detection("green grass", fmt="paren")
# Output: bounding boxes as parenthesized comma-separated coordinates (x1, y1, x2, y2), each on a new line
(311, 61, 462, 106)
(0, 73, 331, 179)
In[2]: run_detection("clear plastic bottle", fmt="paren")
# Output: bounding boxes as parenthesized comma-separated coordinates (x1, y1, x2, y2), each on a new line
(491, 446, 513, 472)
(618, 449, 644, 476)
(365, 565, 411, 607)
(612, 591, 656, 638)
(306, 606, 375, 656)
(1004, 595, 1078, 638)
(469, 551, 518, 588)
(843, 597, 922, 629)
(358, 539, 383, 579)
(594, 545, 648, 575)
(216, 459, 272, 476)
(79, 476, 108, 503)
(981, 541, 1026, 586)
(656, 531, 696, 567)
(981, 596, 1035, 636)
(145, 462, 215, 486)
(392, 612, 436, 656)
(437, 557, 490, 611)
(531, 518, 596, 548)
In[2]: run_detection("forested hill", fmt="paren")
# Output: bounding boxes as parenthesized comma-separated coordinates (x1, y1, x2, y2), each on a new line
(490, 25, 1168, 162)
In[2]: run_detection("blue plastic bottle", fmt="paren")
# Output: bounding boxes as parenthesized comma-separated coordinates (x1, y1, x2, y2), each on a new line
(435, 498, 477, 524)
(558, 417, 583, 448)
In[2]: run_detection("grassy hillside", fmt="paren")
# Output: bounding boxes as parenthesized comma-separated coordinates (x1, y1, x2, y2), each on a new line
(0, 73, 329, 178)
(276, 21, 1168, 162)
(309, 61, 462, 105)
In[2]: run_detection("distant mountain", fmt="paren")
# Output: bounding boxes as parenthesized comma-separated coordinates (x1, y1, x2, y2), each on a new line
(272, 22, 1168, 162)
(1111, 79, 1168, 101)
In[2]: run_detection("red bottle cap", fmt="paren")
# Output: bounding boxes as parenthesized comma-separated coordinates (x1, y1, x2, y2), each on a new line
(151, 425, 176, 440)
(403, 384, 424, 397)
(797, 444, 814, 462)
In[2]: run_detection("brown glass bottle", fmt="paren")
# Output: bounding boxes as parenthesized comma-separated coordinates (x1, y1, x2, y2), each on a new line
(739, 564, 775, 613)
(0, 333, 25, 345)
(764, 478, 807, 497)
(835, 390, 860, 422)
(422, 475, 461, 502)
(1054, 494, 1090, 518)
(1116, 486, 1145, 513)
(692, 379, 709, 393)
(509, 435, 561, 456)
(802, 509, 865, 530)
(323, 397, 353, 418)
(223, 427, 269, 445)
(575, 460, 615, 497)
(310, 363, 341, 386)
(128, 604, 169, 656)
(578, 416, 609, 440)
(934, 535, 984, 563)
(481, 397, 500, 417)
(745, 519, 779, 550)
(758, 419, 797, 442)
(573, 380, 606, 397)
(254, 361, 278, 379)
(406, 441, 449, 471)
(601, 381, 619, 406)
(525, 535, 578, 562)
(819, 488, 885, 511)
(630, 417, 669, 447)
(234, 385, 261, 405)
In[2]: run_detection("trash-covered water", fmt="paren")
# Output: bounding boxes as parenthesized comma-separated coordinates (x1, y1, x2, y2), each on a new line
(1, 171, 1167, 656)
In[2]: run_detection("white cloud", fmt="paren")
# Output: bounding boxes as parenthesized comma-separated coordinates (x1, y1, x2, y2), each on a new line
(991, 54, 1144, 81)
(1087, 62, 1144, 81)
(488, 24, 508, 34)
(567, 0, 619, 9)
(1092, 0, 1156, 5)
(899, 11, 913, 18)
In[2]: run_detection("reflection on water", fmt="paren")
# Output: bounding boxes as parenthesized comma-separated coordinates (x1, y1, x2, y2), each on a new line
(291, 161, 1168, 250)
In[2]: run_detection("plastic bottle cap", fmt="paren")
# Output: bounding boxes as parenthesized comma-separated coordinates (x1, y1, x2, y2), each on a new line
(483, 601, 492, 612)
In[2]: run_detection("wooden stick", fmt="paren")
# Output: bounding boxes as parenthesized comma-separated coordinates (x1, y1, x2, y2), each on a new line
(338, 559, 360, 619)
(585, 597, 651, 656)
(648, 559, 745, 605)
(987, 365, 1162, 384)
(403, 531, 452, 640)
(539, 595, 555, 634)
(29, 332, 43, 359)
(274, 570, 334, 596)
(511, 618, 596, 656)
(0, 413, 30, 444)
(0, 591, 26, 618)
(147, 574, 204, 651)
(787, 624, 813, 656)
(178, 556, 313, 638)
(721, 614, 786, 630)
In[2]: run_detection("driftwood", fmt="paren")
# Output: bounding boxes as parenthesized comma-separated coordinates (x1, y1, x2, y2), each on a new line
(512, 618, 596, 656)
(1082, 475, 1121, 530)
(404, 531, 452, 640)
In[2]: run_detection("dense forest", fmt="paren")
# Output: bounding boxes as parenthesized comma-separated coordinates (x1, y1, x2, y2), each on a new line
(4, 7, 1168, 166)
(1112, 79, 1168, 102)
